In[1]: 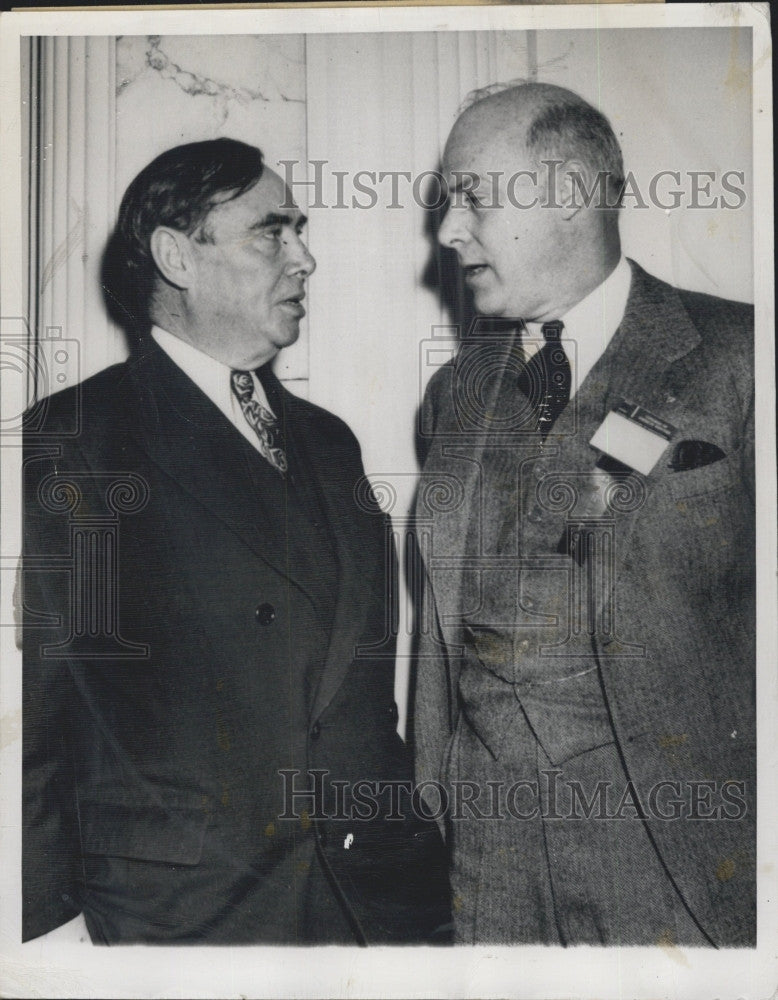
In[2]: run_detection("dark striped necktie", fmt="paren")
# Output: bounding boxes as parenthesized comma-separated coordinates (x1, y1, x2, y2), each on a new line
(520, 319, 572, 437)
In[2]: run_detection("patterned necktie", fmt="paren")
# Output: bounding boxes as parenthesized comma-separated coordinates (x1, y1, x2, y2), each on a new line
(520, 319, 572, 437)
(230, 369, 288, 475)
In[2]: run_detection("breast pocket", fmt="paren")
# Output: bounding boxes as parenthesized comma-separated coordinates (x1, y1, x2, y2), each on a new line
(663, 454, 739, 501)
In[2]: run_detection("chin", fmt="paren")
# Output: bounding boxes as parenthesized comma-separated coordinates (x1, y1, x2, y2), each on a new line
(276, 322, 301, 348)
(262, 321, 299, 350)
(474, 295, 508, 318)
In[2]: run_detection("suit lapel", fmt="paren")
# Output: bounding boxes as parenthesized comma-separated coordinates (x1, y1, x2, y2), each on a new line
(523, 260, 704, 571)
(417, 328, 538, 717)
(125, 346, 374, 723)
(301, 403, 381, 724)
(124, 344, 316, 600)
(588, 260, 703, 581)
(597, 259, 702, 416)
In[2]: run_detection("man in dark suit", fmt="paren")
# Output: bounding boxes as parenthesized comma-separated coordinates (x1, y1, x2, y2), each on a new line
(415, 84, 754, 945)
(23, 137, 449, 944)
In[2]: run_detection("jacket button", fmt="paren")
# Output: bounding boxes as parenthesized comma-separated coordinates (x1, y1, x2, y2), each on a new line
(527, 505, 544, 524)
(310, 721, 321, 740)
(255, 602, 275, 626)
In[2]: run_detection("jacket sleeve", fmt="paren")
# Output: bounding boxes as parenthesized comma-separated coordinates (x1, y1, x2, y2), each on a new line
(411, 366, 459, 800)
(741, 375, 755, 505)
(22, 442, 83, 940)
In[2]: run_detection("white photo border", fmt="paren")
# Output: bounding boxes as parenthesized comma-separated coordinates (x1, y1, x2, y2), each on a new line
(0, 4, 774, 998)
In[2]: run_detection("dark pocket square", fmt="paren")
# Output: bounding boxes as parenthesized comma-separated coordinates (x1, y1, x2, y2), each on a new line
(668, 439, 726, 472)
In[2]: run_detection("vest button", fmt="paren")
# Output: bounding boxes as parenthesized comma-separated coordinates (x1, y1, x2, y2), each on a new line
(527, 505, 544, 524)
(311, 721, 322, 740)
(255, 602, 276, 625)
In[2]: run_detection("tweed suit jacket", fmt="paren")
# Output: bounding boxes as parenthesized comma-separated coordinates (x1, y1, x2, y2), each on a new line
(23, 341, 450, 944)
(414, 260, 755, 947)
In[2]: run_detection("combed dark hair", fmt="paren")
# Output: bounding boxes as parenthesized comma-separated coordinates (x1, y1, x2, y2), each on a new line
(102, 137, 264, 337)
(463, 82, 625, 206)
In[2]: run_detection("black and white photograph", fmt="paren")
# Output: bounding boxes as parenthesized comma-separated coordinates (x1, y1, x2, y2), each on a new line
(0, 3, 775, 998)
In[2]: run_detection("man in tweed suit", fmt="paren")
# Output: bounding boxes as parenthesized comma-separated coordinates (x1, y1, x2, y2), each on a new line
(415, 84, 754, 945)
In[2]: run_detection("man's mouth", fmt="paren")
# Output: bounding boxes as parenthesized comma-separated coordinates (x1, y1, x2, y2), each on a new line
(462, 263, 489, 281)
(278, 293, 306, 317)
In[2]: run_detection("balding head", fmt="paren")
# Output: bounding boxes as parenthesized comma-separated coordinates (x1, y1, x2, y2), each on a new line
(439, 82, 623, 322)
(447, 82, 625, 207)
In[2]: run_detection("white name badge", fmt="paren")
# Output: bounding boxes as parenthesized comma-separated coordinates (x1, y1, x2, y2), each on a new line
(589, 400, 675, 476)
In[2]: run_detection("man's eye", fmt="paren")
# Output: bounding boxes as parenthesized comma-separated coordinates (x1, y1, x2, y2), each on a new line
(447, 191, 480, 211)
(263, 227, 282, 240)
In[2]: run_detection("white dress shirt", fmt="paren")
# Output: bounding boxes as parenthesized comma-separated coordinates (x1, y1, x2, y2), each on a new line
(523, 256, 632, 399)
(151, 325, 275, 454)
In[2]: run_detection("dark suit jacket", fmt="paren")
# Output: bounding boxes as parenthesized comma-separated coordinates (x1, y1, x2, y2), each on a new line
(414, 261, 755, 946)
(23, 342, 449, 944)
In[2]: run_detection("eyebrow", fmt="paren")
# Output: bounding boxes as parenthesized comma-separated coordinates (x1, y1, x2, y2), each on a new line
(248, 212, 308, 232)
(446, 173, 483, 196)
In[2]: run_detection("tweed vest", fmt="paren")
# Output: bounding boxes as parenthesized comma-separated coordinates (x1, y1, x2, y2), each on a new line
(454, 326, 647, 768)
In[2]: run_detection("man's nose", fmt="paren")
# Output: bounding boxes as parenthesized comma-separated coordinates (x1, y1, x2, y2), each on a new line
(438, 204, 469, 249)
(285, 233, 316, 277)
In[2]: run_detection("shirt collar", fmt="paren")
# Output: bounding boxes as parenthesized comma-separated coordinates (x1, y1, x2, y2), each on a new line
(524, 256, 632, 397)
(151, 325, 272, 416)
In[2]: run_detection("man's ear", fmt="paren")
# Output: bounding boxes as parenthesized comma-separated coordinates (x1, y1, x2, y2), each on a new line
(149, 227, 195, 290)
(555, 159, 588, 221)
